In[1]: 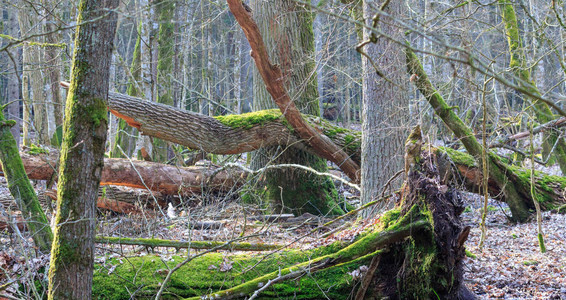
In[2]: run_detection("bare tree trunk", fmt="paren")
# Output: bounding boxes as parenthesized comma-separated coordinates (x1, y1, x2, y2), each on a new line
(152, 0, 175, 162)
(18, 5, 48, 145)
(133, 0, 154, 160)
(5, 10, 21, 146)
(234, 29, 243, 114)
(47, 0, 119, 297)
(361, 0, 410, 213)
(43, 0, 64, 130)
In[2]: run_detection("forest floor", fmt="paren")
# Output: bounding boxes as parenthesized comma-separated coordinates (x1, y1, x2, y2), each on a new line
(461, 193, 566, 299)
(1, 177, 565, 299)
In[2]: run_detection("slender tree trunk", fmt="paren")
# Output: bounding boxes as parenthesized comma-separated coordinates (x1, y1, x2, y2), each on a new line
(133, 0, 154, 160)
(18, 5, 48, 145)
(500, 0, 566, 174)
(5, 10, 21, 146)
(233, 29, 243, 114)
(152, 0, 175, 162)
(47, 0, 119, 298)
(43, 0, 64, 131)
(0, 108, 52, 252)
(361, 0, 410, 213)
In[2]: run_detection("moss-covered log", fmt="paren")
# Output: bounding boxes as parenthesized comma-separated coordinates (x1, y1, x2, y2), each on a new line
(91, 213, 428, 299)
(95, 236, 282, 252)
(436, 146, 566, 211)
(406, 47, 532, 222)
(0, 107, 52, 251)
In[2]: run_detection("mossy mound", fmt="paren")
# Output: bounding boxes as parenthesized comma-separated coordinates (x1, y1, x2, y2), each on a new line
(93, 242, 362, 299)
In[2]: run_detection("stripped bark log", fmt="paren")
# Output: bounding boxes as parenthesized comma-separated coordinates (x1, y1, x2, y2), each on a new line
(0, 152, 247, 196)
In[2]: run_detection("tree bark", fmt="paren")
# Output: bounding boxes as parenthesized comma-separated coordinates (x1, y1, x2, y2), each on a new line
(361, 0, 410, 213)
(246, 0, 343, 215)
(227, 0, 360, 183)
(47, 0, 119, 298)
(5, 10, 21, 146)
(42, 0, 64, 129)
(499, 0, 566, 175)
(2, 151, 246, 196)
(0, 110, 52, 252)
(58, 82, 565, 217)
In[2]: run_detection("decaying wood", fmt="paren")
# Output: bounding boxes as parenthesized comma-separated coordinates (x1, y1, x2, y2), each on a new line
(2, 186, 164, 215)
(42, 189, 145, 215)
(226, 0, 360, 183)
(0, 151, 246, 197)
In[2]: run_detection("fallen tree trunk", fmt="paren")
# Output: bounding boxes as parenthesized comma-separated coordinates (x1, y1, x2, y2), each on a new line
(0, 151, 247, 196)
(95, 236, 282, 252)
(60, 83, 361, 183)
(407, 47, 534, 222)
(7, 129, 563, 217)
(436, 146, 566, 211)
(53, 79, 564, 218)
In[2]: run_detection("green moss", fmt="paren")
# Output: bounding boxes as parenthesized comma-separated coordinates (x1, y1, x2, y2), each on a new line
(378, 208, 401, 230)
(507, 164, 566, 206)
(323, 126, 348, 138)
(436, 146, 476, 167)
(522, 260, 538, 266)
(538, 233, 546, 253)
(1, 119, 16, 127)
(343, 134, 361, 153)
(214, 109, 283, 130)
(270, 151, 343, 215)
(28, 144, 50, 155)
(93, 242, 357, 299)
